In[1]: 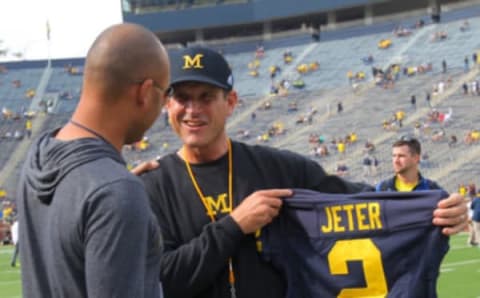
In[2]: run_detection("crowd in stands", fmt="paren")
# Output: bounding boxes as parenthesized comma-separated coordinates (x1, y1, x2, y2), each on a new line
(64, 64, 83, 76)
(378, 38, 392, 49)
(125, 136, 152, 152)
(465, 129, 480, 144)
(1, 110, 36, 142)
(431, 30, 448, 42)
(0, 63, 40, 139)
(0, 188, 16, 244)
(393, 26, 413, 37)
(221, 16, 480, 190)
(1, 11, 480, 234)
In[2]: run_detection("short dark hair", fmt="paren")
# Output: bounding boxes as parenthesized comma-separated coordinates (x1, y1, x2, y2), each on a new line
(393, 136, 421, 155)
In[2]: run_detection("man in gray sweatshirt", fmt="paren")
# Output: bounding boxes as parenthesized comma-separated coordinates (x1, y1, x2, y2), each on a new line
(17, 23, 170, 298)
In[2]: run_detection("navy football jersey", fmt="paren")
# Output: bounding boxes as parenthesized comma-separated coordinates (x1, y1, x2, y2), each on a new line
(259, 189, 449, 298)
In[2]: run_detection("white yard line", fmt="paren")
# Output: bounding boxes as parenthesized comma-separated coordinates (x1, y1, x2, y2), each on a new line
(441, 259, 480, 268)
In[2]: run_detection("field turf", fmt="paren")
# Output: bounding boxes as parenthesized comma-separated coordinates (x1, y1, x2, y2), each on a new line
(0, 233, 478, 297)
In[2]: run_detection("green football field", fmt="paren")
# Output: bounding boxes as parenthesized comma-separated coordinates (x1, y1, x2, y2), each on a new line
(437, 233, 480, 298)
(0, 245, 21, 298)
(0, 233, 478, 297)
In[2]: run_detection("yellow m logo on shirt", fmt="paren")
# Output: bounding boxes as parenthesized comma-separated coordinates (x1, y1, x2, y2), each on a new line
(183, 54, 204, 69)
(204, 193, 231, 216)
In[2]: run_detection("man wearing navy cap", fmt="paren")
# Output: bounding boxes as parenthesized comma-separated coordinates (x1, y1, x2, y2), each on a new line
(141, 47, 468, 298)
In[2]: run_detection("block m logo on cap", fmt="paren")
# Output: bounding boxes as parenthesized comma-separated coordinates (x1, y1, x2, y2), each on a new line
(182, 54, 204, 69)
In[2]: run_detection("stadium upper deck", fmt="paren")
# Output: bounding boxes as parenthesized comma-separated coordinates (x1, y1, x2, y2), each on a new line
(122, 0, 471, 45)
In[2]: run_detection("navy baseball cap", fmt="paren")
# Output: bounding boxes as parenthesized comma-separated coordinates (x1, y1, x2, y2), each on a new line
(170, 46, 234, 91)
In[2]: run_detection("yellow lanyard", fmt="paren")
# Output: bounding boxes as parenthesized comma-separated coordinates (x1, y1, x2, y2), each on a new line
(183, 139, 236, 297)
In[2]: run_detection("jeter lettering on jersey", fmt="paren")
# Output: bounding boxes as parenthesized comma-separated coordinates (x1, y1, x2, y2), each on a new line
(321, 202, 383, 233)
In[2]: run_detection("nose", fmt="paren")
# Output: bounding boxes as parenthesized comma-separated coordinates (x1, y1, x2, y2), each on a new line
(184, 98, 202, 112)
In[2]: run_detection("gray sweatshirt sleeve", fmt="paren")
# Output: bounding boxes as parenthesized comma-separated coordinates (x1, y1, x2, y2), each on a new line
(83, 179, 154, 298)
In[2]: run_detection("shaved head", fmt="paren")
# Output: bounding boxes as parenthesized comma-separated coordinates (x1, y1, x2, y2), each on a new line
(83, 23, 169, 100)
(60, 23, 170, 151)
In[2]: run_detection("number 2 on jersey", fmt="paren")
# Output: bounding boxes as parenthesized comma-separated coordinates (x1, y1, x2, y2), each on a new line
(328, 239, 388, 297)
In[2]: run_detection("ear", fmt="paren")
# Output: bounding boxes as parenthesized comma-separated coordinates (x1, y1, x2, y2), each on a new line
(165, 97, 173, 110)
(135, 80, 152, 108)
(413, 154, 421, 164)
(226, 90, 238, 117)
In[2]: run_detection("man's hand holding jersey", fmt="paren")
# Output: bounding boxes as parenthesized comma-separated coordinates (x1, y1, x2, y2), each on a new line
(230, 189, 292, 234)
(434, 193, 468, 236)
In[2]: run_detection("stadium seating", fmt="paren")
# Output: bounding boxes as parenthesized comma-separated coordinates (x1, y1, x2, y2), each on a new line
(1, 3, 480, 197)
(45, 67, 83, 113)
(0, 67, 44, 173)
(0, 68, 43, 112)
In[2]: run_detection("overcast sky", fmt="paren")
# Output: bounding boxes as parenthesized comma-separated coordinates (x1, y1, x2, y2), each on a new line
(0, 0, 123, 61)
